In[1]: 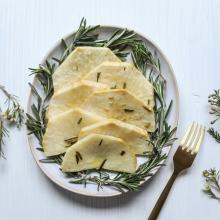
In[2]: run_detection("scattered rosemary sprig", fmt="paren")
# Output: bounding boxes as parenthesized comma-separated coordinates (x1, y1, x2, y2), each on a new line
(208, 89, 220, 143)
(208, 128, 220, 143)
(203, 168, 220, 201)
(0, 85, 24, 158)
(27, 18, 177, 192)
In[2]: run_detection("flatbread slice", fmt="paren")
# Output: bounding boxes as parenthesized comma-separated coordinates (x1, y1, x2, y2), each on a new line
(53, 47, 120, 93)
(47, 80, 108, 118)
(43, 108, 103, 156)
(81, 89, 155, 132)
(61, 134, 136, 173)
(79, 119, 152, 154)
(84, 61, 154, 109)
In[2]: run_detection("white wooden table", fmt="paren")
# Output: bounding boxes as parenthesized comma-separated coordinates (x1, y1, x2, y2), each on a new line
(0, 0, 220, 219)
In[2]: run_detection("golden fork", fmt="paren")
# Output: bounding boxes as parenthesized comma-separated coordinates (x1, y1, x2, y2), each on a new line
(148, 122, 205, 220)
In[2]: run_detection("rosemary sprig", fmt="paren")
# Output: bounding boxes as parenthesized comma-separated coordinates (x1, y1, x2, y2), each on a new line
(203, 168, 220, 201)
(27, 62, 64, 164)
(208, 89, 220, 143)
(52, 18, 101, 64)
(27, 18, 177, 191)
(26, 61, 55, 145)
(71, 154, 167, 192)
(0, 85, 24, 158)
(103, 29, 139, 61)
(207, 128, 220, 143)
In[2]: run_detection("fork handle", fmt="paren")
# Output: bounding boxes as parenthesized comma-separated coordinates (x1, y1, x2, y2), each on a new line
(148, 172, 178, 220)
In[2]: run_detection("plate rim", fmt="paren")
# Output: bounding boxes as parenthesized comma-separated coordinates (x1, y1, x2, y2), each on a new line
(26, 24, 179, 197)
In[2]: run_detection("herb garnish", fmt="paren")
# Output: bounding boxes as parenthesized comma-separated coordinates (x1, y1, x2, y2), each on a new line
(75, 151, 83, 164)
(75, 154, 79, 164)
(96, 72, 101, 82)
(124, 108, 134, 112)
(202, 90, 220, 202)
(99, 139, 103, 146)
(142, 105, 150, 112)
(99, 159, 107, 170)
(203, 168, 220, 201)
(77, 117, 82, 124)
(123, 82, 126, 89)
(208, 89, 220, 143)
(120, 151, 125, 156)
(64, 136, 78, 147)
(76, 151, 83, 160)
(27, 18, 177, 192)
(0, 85, 24, 158)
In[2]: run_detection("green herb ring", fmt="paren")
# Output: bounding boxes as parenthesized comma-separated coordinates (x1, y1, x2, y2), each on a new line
(26, 18, 179, 196)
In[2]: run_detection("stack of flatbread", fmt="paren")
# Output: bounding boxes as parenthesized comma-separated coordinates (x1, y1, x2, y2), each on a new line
(43, 47, 155, 173)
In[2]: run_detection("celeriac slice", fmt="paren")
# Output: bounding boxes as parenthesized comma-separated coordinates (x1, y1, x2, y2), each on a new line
(79, 119, 152, 154)
(53, 47, 120, 93)
(47, 80, 108, 118)
(43, 108, 103, 156)
(84, 61, 154, 109)
(61, 134, 136, 173)
(81, 89, 155, 132)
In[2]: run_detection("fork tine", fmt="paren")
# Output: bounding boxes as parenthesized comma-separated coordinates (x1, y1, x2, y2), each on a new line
(180, 122, 194, 146)
(185, 122, 198, 148)
(188, 124, 201, 152)
(193, 126, 205, 153)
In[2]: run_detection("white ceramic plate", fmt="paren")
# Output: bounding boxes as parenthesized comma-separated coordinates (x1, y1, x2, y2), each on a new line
(27, 26, 179, 197)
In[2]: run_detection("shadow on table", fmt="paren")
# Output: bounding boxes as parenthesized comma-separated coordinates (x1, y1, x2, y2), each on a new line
(46, 163, 172, 209)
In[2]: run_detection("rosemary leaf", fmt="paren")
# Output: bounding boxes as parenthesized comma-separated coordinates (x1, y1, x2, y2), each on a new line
(99, 159, 107, 170)
(120, 151, 125, 156)
(99, 139, 103, 146)
(64, 136, 78, 147)
(96, 72, 101, 82)
(77, 117, 82, 124)
(124, 108, 134, 112)
(123, 82, 126, 89)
